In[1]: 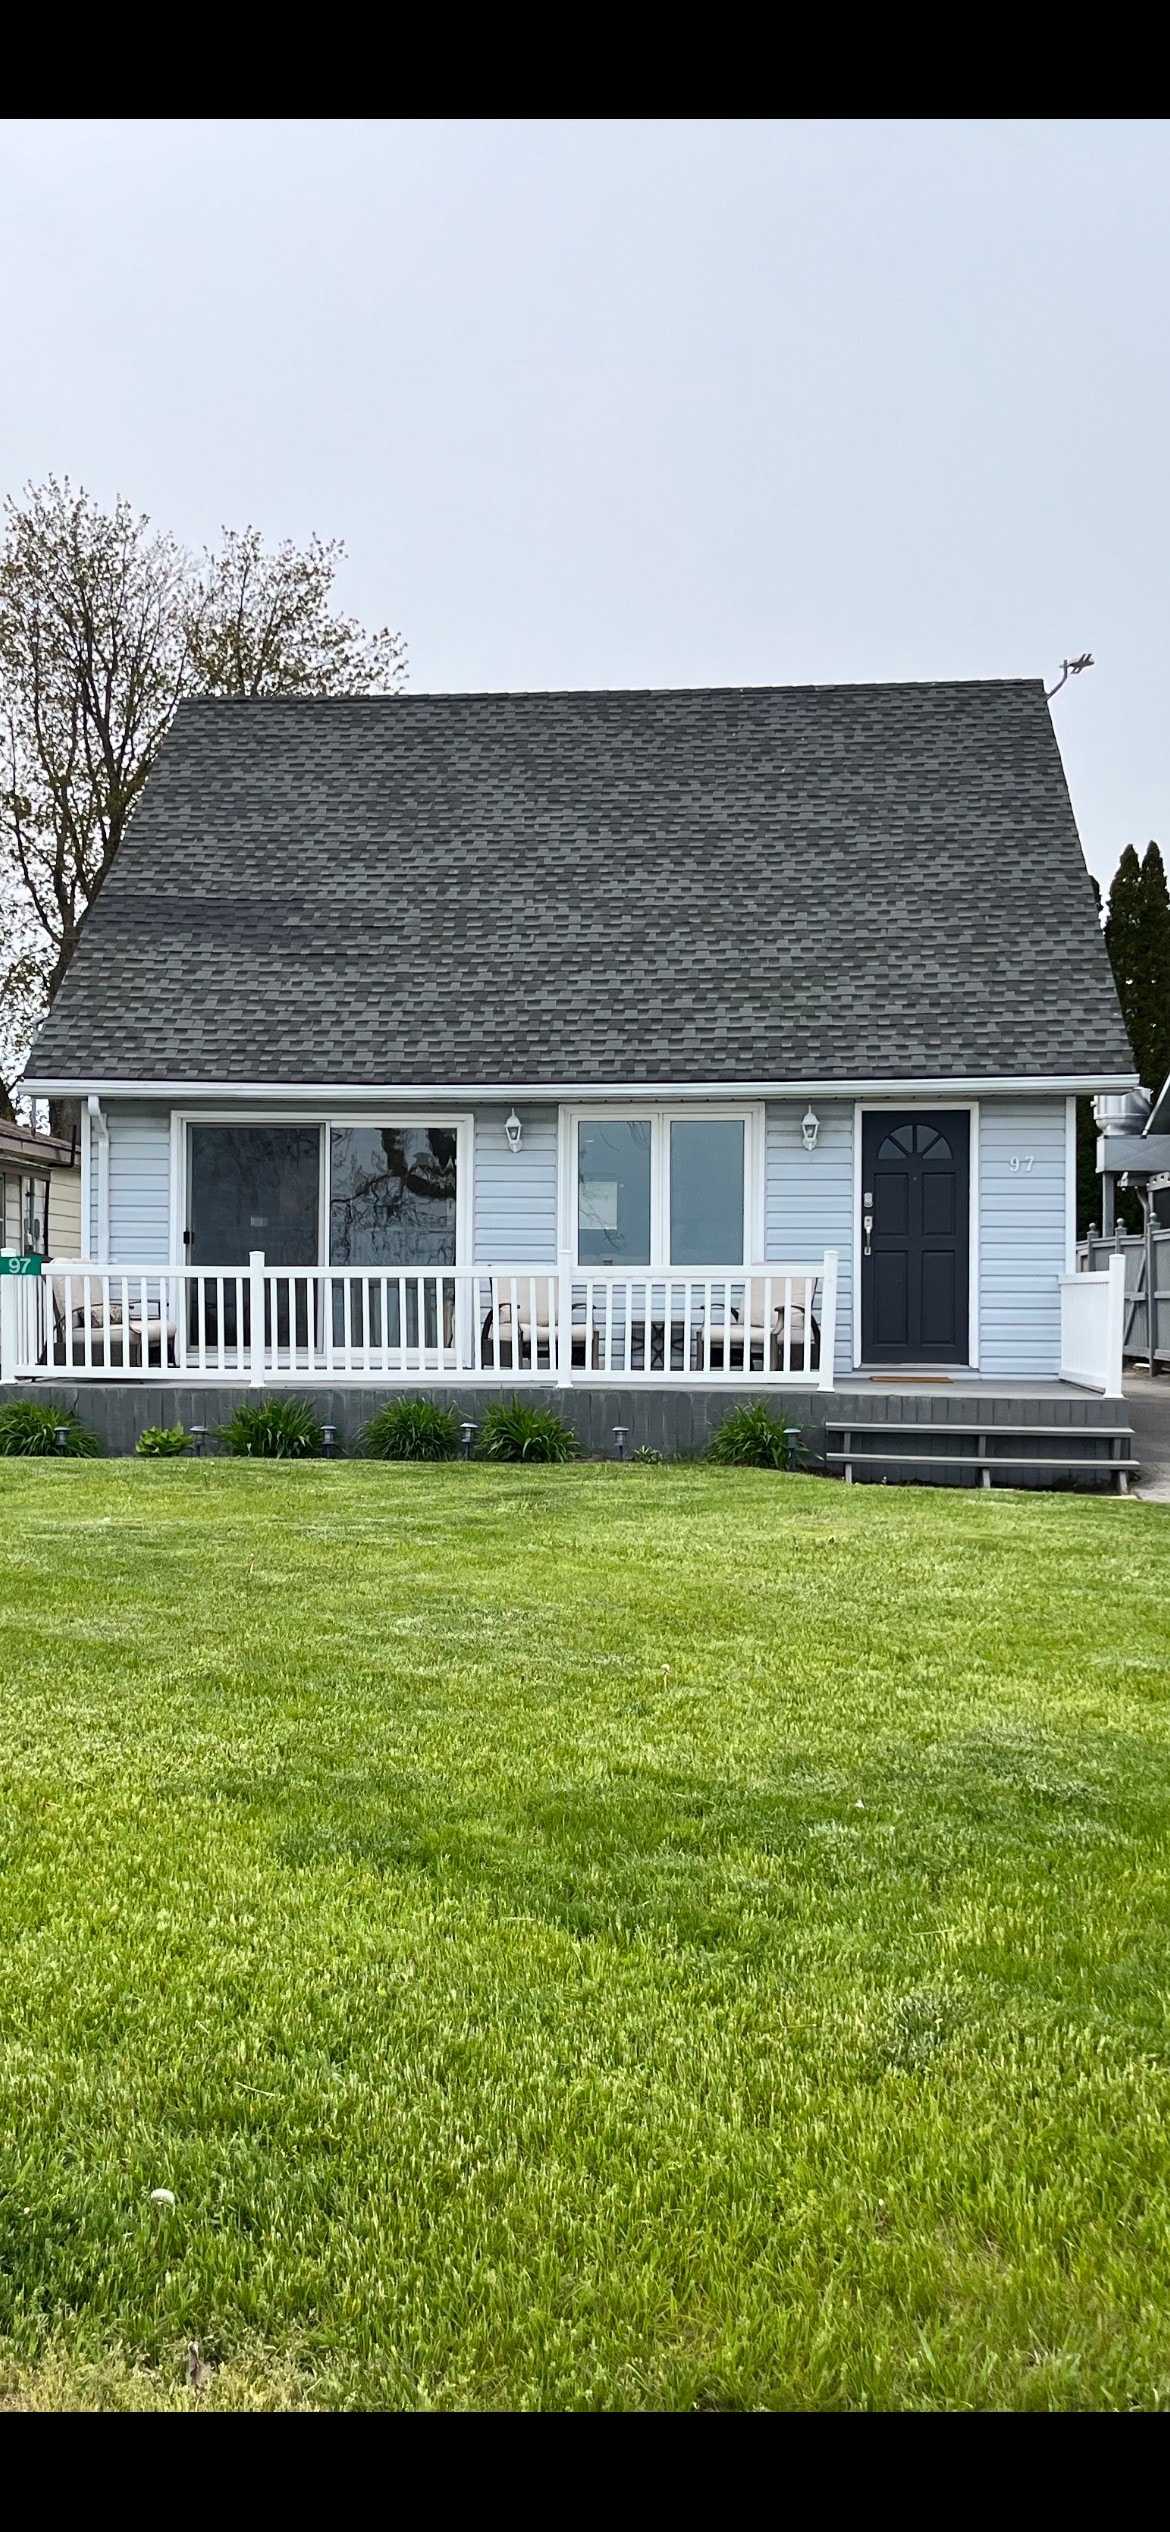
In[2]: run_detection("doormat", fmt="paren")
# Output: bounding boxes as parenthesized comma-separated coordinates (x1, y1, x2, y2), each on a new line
(868, 1374, 953, 1384)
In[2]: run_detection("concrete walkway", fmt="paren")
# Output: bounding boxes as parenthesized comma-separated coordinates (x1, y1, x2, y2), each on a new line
(1124, 1369, 1170, 1500)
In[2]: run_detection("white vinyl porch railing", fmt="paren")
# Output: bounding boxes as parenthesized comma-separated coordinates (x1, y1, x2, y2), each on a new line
(1, 1250, 840, 1389)
(1059, 1254, 1126, 1395)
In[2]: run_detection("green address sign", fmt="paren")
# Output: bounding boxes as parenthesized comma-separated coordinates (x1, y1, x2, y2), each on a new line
(0, 1255, 43, 1277)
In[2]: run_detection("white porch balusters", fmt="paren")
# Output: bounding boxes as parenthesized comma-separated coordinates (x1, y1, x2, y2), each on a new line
(557, 1251, 574, 1388)
(249, 1251, 266, 1388)
(819, 1250, 840, 1391)
(5, 1255, 842, 1387)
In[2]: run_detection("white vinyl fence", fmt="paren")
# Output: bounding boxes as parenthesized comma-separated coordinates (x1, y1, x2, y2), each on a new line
(1059, 1253, 1126, 1395)
(2, 1250, 840, 1389)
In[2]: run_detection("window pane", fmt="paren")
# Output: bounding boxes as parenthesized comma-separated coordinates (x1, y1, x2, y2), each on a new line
(578, 1120, 651, 1264)
(190, 1126, 320, 1266)
(669, 1119, 745, 1265)
(329, 1126, 457, 1266)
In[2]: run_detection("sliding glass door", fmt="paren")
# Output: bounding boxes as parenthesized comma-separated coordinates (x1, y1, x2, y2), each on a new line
(328, 1126, 458, 1348)
(189, 1127, 321, 1266)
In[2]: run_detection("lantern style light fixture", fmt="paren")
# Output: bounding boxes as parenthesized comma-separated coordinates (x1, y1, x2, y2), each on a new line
(801, 1106, 819, 1153)
(460, 1419, 477, 1461)
(612, 1425, 629, 1461)
(504, 1109, 523, 1154)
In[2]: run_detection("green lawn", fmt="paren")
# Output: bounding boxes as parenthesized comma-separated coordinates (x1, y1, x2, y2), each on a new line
(2, 1460, 1170, 2411)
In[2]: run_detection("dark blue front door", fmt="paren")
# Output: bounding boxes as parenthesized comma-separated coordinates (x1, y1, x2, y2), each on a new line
(861, 1111, 970, 1366)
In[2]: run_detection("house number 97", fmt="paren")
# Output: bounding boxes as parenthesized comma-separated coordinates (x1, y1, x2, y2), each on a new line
(1008, 1155, 1034, 1173)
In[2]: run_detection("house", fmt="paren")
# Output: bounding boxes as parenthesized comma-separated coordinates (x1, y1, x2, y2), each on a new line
(0, 1116, 80, 1263)
(3, 679, 1140, 1482)
(1081, 1072, 1170, 1376)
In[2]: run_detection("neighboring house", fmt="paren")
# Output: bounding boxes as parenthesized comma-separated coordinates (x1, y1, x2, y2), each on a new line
(0, 1117, 80, 1263)
(1080, 1072, 1170, 1374)
(4, 680, 1140, 1480)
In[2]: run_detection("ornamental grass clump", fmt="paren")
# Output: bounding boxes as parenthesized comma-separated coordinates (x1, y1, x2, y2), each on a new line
(0, 1400, 100, 1457)
(362, 1399, 460, 1461)
(477, 1398, 579, 1463)
(219, 1397, 325, 1459)
(135, 1425, 192, 1458)
(706, 1401, 795, 1470)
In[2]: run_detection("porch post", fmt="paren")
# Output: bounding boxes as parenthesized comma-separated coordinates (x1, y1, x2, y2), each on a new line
(818, 1250, 839, 1392)
(1105, 1251, 1126, 1398)
(557, 1251, 574, 1389)
(0, 1249, 18, 1383)
(249, 1250, 266, 1388)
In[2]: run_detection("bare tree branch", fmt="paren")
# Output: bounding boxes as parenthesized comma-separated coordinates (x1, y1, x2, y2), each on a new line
(0, 484, 407, 1102)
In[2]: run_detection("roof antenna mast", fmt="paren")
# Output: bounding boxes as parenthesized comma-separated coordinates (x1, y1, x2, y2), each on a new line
(1046, 653, 1094, 701)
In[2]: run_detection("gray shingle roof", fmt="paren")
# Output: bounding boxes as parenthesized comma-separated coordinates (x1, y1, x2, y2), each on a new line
(25, 680, 1133, 1089)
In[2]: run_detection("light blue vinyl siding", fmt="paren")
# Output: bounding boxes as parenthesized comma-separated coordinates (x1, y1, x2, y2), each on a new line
(979, 1097, 1068, 1376)
(473, 1106, 558, 1263)
(105, 1104, 172, 1262)
(92, 1102, 562, 1268)
(765, 1101, 854, 1375)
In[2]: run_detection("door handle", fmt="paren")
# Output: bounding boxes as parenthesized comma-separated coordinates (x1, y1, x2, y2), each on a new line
(864, 1213, 874, 1256)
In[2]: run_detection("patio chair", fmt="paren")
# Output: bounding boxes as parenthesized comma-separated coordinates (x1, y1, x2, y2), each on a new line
(481, 1277, 600, 1372)
(691, 1279, 820, 1375)
(47, 1274, 178, 1371)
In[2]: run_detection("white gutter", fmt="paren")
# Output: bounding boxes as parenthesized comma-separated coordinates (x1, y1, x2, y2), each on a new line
(20, 1070, 1141, 1101)
(87, 1093, 109, 1262)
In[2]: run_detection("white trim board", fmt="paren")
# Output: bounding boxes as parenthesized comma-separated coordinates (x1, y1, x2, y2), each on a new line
(852, 1100, 980, 1372)
(1066, 1093, 1078, 1275)
(21, 1070, 1140, 1102)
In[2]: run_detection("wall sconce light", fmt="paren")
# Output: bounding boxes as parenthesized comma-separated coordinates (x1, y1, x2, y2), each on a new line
(801, 1106, 820, 1153)
(504, 1109, 523, 1154)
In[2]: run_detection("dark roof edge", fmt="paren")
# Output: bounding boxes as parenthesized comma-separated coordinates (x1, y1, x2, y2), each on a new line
(168, 675, 1049, 710)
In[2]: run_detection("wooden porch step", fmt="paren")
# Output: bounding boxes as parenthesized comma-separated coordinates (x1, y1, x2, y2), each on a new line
(824, 1450, 1139, 1470)
(824, 1421, 1133, 1439)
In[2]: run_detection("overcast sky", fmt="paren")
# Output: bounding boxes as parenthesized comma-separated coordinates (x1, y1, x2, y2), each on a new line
(0, 118, 1166, 887)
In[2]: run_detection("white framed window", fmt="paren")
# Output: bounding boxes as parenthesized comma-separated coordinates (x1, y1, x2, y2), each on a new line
(563, 1107, 764, 1269)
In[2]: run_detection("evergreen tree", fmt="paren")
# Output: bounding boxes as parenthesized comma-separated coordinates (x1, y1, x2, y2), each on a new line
(1135, 842, 1170, 1098)
(1083, 841, 1170, 1237)
(1105, 841, 1170, 1094)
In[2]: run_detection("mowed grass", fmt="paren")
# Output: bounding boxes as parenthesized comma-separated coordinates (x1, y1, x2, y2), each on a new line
(2, 1462, 1170, 2411)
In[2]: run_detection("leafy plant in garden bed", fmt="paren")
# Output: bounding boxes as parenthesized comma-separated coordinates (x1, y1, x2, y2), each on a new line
(477, 1398, 580, 1462)
(707, 1401, 795, 1469)
(362, 1399, 460, 1461)
(219, 1397, 325, 1459)
(135, 1424, 192, 1457)
(0, 1401, 100, 1457)
(631, 1444, 664, 1465)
